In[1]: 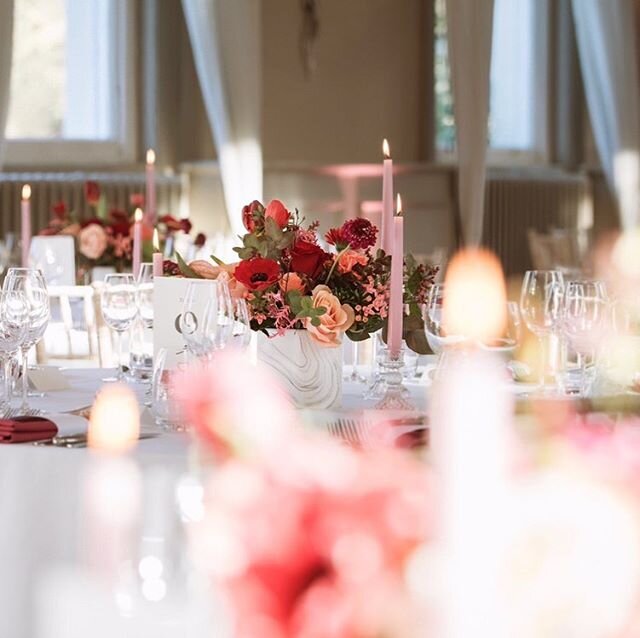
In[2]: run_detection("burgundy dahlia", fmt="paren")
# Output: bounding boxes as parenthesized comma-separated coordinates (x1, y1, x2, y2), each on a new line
(341, 218, 378, 250)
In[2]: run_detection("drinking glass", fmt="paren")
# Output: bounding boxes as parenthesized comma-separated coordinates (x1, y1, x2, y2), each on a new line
(229, 297, 252, 351)
(151, 348, 186, 431)
(101, 273, 138, 381)
(479, 301, 521, 358)
(423, 283, 467, 356)
(3, 268, 50, 411)
(561, 280, 607, 395)
(519, 270, 565, 389)
(179, 280, 221, 359)
(0, 292, 28, 408)
(136, 263, 154, 329)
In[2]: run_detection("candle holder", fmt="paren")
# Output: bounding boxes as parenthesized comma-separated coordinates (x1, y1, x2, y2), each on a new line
(375, 349, 415, 410)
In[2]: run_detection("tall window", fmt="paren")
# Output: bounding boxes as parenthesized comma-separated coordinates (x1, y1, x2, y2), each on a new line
(5, 0, 134, 165)
(434, 0, 548, 159)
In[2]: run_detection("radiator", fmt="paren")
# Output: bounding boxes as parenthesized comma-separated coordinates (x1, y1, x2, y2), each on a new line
(482, 170, 593, 276)
(0, 172, 185, 236)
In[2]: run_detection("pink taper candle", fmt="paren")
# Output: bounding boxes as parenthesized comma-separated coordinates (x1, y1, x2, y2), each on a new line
(145, 149, 157, 224)
(381, 139, 394, 255)
(133, 208, 143, 279)
(21, 184, 31, 268)
(388, 194, 404, 359)
(152, 228, 163, 277)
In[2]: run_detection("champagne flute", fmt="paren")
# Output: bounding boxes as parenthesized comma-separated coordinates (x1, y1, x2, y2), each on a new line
(0, 292, 28, 409)
(519, 270, 564, 390)
(3, 267, 50, 411)
(101, 273, 138, 381)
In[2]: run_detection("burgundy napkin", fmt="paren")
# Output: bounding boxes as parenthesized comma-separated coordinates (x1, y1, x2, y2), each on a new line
(0, 416, 58, 444)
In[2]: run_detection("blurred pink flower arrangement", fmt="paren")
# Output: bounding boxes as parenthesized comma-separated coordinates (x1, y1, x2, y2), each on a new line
(174, 353, 431, 638)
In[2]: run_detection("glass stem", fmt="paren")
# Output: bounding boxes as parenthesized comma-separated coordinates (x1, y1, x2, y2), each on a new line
(3, 357, 12, 408)
(116, 330, 124, 381)
(21, 346, 29, 411)
(538, 335, 546, 388)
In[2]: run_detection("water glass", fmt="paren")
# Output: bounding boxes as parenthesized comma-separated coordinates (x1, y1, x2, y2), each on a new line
(0, 292, 28, 408)
(151, 349, 186, 431)
(179, 280, 222, 359)
(519, 270, 564, 388)
(3, 267, 50, 410)
(101, 273, 138, 381)
(136, 263, 154, 329)
(479, 301, 521, 358)
(423, 283, 467, 356)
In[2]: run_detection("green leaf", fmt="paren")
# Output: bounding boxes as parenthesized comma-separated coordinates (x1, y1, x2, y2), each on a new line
(211, 255, 226, 266)
(346, 330, 371, 342)
(287, 290, 303, 314)
(96, 194, 108, 220)
(264, 217, 283, 242)
(176, 252, 203, 278)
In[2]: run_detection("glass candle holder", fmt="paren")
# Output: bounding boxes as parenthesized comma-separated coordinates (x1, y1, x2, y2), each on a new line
(375, 348, 416, 410)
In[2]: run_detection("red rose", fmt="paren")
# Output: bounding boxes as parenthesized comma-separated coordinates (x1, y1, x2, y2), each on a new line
(194, 232, 206, 247)
(130, 193, 145, 208)
(290, 240, 328, 279)
(85, 181, 100, 205)
(234, 257, 281, 291)
(52, 201, 67, 220)
(242, 200, 264, 232)
(264, 199, 290, 229)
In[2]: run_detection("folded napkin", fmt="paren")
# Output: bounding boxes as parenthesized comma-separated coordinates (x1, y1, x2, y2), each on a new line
(0, 416, 58, 444)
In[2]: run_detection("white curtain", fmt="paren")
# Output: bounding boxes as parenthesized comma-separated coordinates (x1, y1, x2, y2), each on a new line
(446, 0, 494, 246)
(0, 1, 14, 167)
(572, 0, 640, 230)
(182, 0, 262, 237)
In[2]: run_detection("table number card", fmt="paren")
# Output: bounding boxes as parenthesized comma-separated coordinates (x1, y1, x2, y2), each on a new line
(153, 276, 208, 367)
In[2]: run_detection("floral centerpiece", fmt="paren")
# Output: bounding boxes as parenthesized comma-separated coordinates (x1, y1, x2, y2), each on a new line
(40, 180, 204, 282)
(167, 199, 437, 408)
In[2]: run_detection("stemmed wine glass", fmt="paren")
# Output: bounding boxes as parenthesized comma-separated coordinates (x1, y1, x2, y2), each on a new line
(0, 292, 29, 409)
(423, 283, 467, 357)
(101, 273, 138, 382)
(228, 297, 252, 351)
(201, 281, 238, 356)
(519, 270, 565, 390)
(561, 280, 607, 395)
(136, 263, 154, 329)
(479, 301, 521, 358)
(3, 268, 50, 412)
(179, 280, 221, 359)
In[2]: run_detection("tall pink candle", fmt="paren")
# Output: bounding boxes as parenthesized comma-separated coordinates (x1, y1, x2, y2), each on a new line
(21, 184, 31, 268)
(145, 149, 157, 224)
(152, 228, 163, 277)
(388, 194, 404, 359)
(133, 208, 143, 279)
(381, 139, 394, 255)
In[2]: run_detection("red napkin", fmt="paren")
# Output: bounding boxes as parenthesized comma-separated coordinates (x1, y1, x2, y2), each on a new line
(0, 416, 58, 444)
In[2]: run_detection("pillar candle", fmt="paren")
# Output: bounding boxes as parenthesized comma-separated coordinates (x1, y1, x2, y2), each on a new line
(152, 228, 163, 277)
(133, 208, 143, 279)
(21, 184, 31, 268)
(145, 149, 157, 224)
(381, 139, 394, 255)
(387, 194, 404, 359)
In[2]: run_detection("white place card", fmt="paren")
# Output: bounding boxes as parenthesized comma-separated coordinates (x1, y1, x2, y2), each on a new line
(153, 276, 209, 367)
(29, 236, 76, 286)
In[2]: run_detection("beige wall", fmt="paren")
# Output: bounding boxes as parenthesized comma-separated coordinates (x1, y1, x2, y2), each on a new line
(262, 0, 429, 164)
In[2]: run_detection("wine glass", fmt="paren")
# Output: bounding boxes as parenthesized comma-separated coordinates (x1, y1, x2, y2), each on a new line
(561, 280, 607, 395)
(179, 280, 220, 359)
(201, 279, 236, 356)
(3, 268, 50, 411)
(101, 273, 138, 381)
(229, 297, 252, 351)
(0, 292, 28, 409)
(519, 270, 565, 389)
(136, 263, 154, 329)
(422, 283, 467, 356)
(479, 301, 521, 358)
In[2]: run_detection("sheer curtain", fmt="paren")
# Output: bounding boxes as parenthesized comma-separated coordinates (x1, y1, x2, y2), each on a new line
(0, 1, 14, 167)
(182, 0, 262, 237)
(446, 0, 494, 246)
(572, 0, 640, 230)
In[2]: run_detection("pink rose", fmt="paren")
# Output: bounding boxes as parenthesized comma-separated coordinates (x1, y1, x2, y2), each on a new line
(279, 272, 306, 294)
(304, 285, 354, 347)
(264, 199, 290, 229)
(78, 223, 108, 260)
(337, 249, 368, 274)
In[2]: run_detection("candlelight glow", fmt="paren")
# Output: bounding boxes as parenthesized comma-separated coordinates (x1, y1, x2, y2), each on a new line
(88, 383, 140, 453)
(146, 148, 156, 165)
(396, 193, 403, 216)
(134, 207, 144, 223)
(382, 138, 390, 159)
(21, 184, 31, 200)
(443, 248, 507, 341)
(153, 228, 160, 251)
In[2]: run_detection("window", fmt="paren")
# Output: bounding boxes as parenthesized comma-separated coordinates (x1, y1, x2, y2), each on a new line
(5, 0, 135, 166)
(434, 0, 549, 160)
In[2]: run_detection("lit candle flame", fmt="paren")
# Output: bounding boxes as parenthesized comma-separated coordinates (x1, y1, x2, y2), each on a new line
(134, 207, 144, 223)
(443, 248, 507, 342)
(146, 148, 156, 165)
(21, 184, 31, 200)
(153, 228, 160, 252)
(396, 193, 403, 216)
(382, 138, 391, 159)
(88, 384, 140, 453)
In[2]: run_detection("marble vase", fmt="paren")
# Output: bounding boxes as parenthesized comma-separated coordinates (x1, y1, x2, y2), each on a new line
(256, 330, 342, 409)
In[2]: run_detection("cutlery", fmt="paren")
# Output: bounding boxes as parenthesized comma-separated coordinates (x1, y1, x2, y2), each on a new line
(32, 432, 159, 447)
